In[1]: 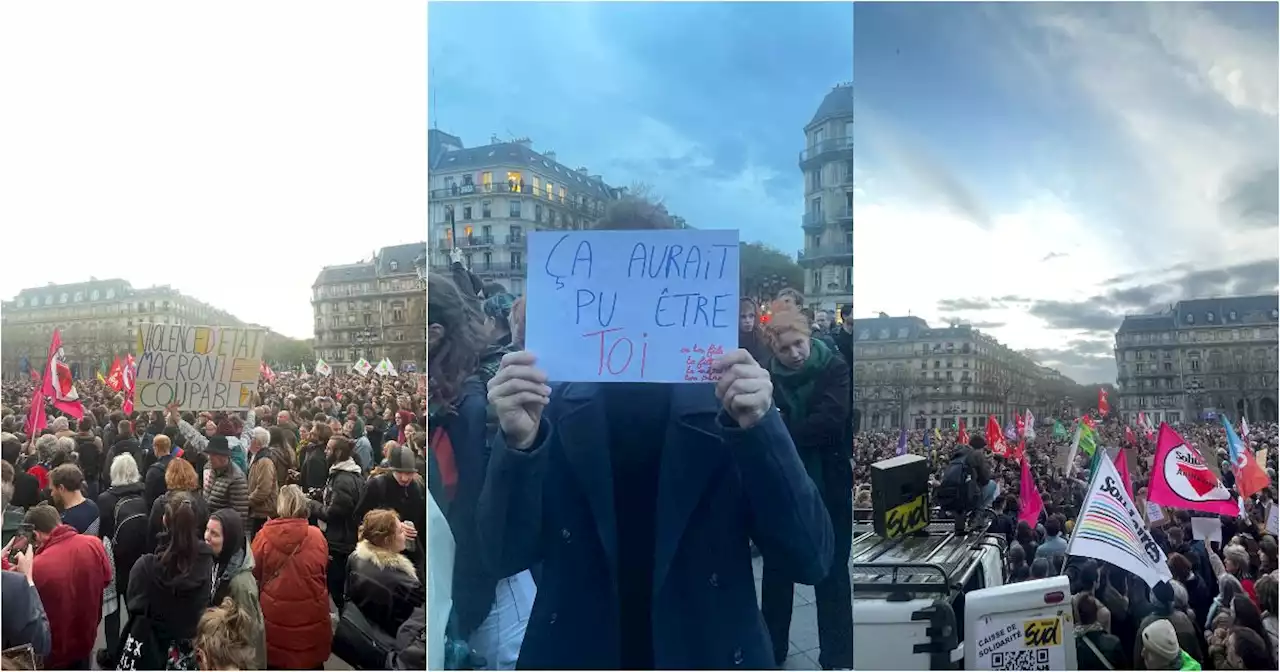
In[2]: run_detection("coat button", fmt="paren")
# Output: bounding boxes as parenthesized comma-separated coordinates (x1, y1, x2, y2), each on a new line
(709, 572, 719, 587)
(732, 648, 743, 665)
(561, 528, 571, 541)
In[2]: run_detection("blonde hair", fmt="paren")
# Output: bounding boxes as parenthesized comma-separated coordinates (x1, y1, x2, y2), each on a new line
(763, 306, 811, 348)
(194, 598, 256, 670)
(275, 484, 309, 520)
(358, 508, 401, 549)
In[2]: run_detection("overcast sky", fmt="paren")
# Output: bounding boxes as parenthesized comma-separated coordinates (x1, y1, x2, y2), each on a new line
(0, 2, 427, 340)
(428, 1, 853, 255)
(853, 3, 1279, 384)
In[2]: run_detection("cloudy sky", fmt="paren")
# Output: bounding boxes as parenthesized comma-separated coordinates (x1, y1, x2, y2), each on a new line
(427, 1, 853, 256)
(0, 2, 427, 340)
(854, 3, 1279, 384)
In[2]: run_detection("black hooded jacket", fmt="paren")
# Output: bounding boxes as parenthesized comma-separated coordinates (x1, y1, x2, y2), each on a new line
(126, 543, 216, 643)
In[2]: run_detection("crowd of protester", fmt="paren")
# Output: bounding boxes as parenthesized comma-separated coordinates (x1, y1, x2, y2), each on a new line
(0, 369, 428, 670)
(855, 417, 1280, 669)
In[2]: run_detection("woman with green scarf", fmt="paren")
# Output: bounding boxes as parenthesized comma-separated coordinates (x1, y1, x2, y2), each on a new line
(760, 306, 853, 671)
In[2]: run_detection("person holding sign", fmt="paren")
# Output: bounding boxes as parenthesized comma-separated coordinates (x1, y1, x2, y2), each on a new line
(757, 306, 852, 670)
(480, 344, 834, 669)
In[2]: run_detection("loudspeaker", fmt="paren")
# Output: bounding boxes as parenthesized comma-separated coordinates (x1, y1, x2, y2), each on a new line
(870, 454, 931, 538)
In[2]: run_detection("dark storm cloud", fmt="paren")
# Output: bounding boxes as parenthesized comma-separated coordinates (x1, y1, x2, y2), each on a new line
(1222, 165, 1279, 229)
(1025, 344, 1116, 384)
(1026, 300, 1124, 332)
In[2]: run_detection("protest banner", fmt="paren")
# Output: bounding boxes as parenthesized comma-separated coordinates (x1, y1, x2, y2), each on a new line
(1148, 423, 1239, 517)
(524, 229, 740, 383)
(134, 324, 266, 411)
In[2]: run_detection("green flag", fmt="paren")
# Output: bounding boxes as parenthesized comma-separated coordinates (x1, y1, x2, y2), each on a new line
(1078, 423, 1098, 457)
(1088, 442, 1105, 478)
(1052, 420, 1067, 441)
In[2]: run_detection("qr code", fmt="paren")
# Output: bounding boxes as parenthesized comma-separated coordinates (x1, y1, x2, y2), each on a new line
(991, 648, 1051, 670)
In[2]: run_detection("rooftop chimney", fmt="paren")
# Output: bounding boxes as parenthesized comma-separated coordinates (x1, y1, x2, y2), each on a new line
(544, 151, 556, 162)
(514, 137, 532, 149)
(490, 134, 501, 145)
(577, 166, 589, 174)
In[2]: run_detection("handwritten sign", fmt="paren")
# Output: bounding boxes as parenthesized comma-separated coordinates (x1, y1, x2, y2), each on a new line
(525, 229, 740, 382)
(134, 324, 266, 411)
(1146, 501, 1165, 525)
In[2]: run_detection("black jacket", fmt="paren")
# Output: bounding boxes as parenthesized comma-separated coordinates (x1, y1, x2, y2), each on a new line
(97, 482, 149, 599)
(74, 433, 103, 483)
(355, 474, 426, 570)
(147, 491, 209, 554)
(315, 459, 365, 557)
(144, 454, 174, 510)
(345, 540, 425, 637)
(299, 444, 328, 495)
(126, 545, 216, 643)
(1076, 627, 1124, 670)
(103, 438, 142, 489)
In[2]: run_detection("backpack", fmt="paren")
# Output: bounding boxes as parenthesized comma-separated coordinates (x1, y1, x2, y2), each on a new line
(935, 454, 979, 512)
(111, 493, 149, 566)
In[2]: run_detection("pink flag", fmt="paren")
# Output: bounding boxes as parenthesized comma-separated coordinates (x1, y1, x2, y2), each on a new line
(1019, 454, 1044, 527)
(122, 354, 137, 416)
(1114, 447, 1134, 499)
(1148, 423, 1239, 516)
(40, 330, 84, 420)
(24, 386, 47, 437)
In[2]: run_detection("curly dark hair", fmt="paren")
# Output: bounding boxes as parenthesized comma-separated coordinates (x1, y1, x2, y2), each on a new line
(428, 272, 489, 410)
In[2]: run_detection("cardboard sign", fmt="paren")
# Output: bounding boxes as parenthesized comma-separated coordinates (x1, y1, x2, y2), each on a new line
(1190, 517, 1223, 544)
(134, 324, 265, 411)
(1145, 501, 1165, 525)
(525, 229, 740, 382)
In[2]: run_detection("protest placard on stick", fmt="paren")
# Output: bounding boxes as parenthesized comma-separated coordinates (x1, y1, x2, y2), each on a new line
(134, 324, 266, 411)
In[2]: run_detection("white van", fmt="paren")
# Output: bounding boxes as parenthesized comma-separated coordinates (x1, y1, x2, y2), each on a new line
(851, 513, 1006, 670)
(964, 576, 1077, 671)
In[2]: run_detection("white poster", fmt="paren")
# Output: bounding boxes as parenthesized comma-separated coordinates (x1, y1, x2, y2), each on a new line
(1146, 501, 1165, 525)
(1190, 517, 1223, 544)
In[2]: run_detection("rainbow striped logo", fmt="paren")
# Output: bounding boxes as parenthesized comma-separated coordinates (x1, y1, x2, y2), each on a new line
(1077, 489, 1147, 567)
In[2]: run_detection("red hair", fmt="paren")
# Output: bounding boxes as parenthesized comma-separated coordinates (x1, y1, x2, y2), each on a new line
(763, 307, 810, 348)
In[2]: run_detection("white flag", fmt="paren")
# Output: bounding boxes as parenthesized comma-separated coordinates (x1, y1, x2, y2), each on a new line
(1024, 409, 1037, 440)
(1068, 456, 1172, 589)
(353, 358, 372, 376)
(314, 358, 332, 377)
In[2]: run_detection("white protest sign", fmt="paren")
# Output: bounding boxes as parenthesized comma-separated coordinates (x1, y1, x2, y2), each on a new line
(1268, 504, 1278, 536)
(1190, 517, 1222, 544)
(1146, 501, 1165, 525)
(525, 229, 740, 383)
(134, 324, 265, 411)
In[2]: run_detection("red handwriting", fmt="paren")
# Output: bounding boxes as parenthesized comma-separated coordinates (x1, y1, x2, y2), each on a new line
(583, 328, 649, 378)
(681, 343, 725, 382)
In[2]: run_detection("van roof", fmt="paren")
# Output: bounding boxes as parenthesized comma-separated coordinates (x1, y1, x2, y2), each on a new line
(851, 516, 1004, 600)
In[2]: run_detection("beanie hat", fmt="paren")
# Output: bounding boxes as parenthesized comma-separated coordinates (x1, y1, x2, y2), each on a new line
(1141, 619, 1179, 664)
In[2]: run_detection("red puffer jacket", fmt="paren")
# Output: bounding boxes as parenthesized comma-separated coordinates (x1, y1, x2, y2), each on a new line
(252, 517, 332, 669)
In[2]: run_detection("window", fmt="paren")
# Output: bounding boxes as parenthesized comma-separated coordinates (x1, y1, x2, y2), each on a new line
(844, 120, 853, 138)
(393, 308, 404, 322)
(389, 261, 399, 272)
(535, 204, 542, 222)
(507, 171, 523, 192)
(482, 172, 493, 190)
(559, 186, 567, 203)
(1229, 311, 1238, 320)
(482, 200, 491, 218)
(106, 289, 115, 299)
(1186, 314, 1195, 324)
(545, 181, 554, 199)
(74, 291, 83, 302)
(532, 176, 541, 195)
(810, 170, 822, 190)
(59, 293, 68, 303)
(511, 225, 523, 239)
(462, 204, 472, 220)
(548, 210, 557, 227)
(347, 314, 355, 325)
(1207, 312, 1215, 322)
(512, 252, 523, 269)
(16, 297, 23, 307)
(812, 127, 825, 147)
(510, 200, 521, 218)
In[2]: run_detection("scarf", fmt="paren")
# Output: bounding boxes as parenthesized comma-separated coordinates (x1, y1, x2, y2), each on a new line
(769, 336, 833, 423)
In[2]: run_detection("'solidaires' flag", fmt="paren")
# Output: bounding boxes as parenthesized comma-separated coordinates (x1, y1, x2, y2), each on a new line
(896, 427, 908, 456)
(41, 329, 84, 419)
(1068, 454, 1172, 589)
(315, 359, 332, 377)
(106, 356, 124, 392)
(122, 354, 137, 416)
(1148, 423, 1239, 516)
(1019, 452, 1044, 527)
(353, 358, 373, 376)
(1024, 409, 1037, 440)
(1220, 415, 1271, 499)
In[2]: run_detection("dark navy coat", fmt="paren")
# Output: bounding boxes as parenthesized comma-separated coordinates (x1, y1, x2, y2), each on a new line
(477, 382, 834, 669)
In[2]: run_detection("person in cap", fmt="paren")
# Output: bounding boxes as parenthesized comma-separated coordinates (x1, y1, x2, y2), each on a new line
(354, 443, 425, 577)
(203, 436, 250, 530)
(1141, 619, 1201, 670)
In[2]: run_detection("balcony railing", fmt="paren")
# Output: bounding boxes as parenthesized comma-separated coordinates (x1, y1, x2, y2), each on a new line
(835, 205, 853, 223)
(799, 137, 854, 163)
(461, 235, 495, 247)
(798, 243, 853, 261)
(802, 212, 825, 228)
(506, 234, 525, 245)
(510, 261, 525, 271)
(431, 182, 604, 216)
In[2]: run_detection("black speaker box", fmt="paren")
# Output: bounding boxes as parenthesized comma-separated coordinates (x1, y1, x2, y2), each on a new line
(870, 454, 931, 538)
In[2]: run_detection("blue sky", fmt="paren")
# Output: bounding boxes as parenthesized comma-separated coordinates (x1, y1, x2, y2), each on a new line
(853, 3, 1279, 383)
(427, 1, 853, 257)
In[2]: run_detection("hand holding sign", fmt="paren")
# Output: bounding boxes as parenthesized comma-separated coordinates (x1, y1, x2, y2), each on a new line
(713, 349, 772, 430)
(488, 351, 552, 451)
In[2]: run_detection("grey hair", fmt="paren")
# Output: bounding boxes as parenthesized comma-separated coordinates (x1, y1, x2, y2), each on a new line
(252, 427, 270, 447)
(35, 434, 58, 461)
(1224, 545, 1250, 572)
(1170, 580, 1189, 611)
(56, 436, 76, 455)
(110, 453, 141, 486)
(51, 417, 69, 432)
(1219, 573, 1244, 602)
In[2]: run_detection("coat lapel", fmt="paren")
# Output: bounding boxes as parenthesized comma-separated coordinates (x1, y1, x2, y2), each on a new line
(554, 383, 619, 586)
(653, 384, 729, 596)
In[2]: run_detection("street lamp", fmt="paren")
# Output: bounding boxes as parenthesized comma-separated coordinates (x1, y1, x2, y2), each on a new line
(1185, 378, 1204, 422)
(355, 326, 378, 363)
(945, 403, 962, 429)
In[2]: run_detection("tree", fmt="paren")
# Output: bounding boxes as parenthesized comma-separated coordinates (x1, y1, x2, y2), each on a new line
(740, 242, 804, 306)
(263, 332, 314, 369)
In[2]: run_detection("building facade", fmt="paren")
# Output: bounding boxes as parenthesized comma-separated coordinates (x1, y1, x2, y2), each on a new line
(851, 314, 1056, 431)
(427, 130, 619, 296)
(311, 243, 427, 375)
(799, 83, 854, 315)
(1, 279, 242, 379)
(1114, 295, 1279, 424)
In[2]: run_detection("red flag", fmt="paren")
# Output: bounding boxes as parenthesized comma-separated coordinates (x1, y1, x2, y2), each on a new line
(1018, 453, 1044, 527)
(1125, 426, 1136, 446)
(1011, 437, 1027, 463)
(122, 354, 137, 416)
(1148, 423, 1239, 516)
(106, 356, 124, 392)
(24, 386, 47, 437)
(28, 369, 39, 383)
(1098, 388, 1110, 416)
(957, 418, 968, 446)
(41, 330, 84, 420)
(260, 362, 276, 382)
(986, 415, 1010, 457)
(1114, 447, 1134, 499)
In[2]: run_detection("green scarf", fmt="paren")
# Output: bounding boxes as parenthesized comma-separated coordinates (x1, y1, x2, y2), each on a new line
(769, 336, 833, 423)
(769, 337, 833, 495)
